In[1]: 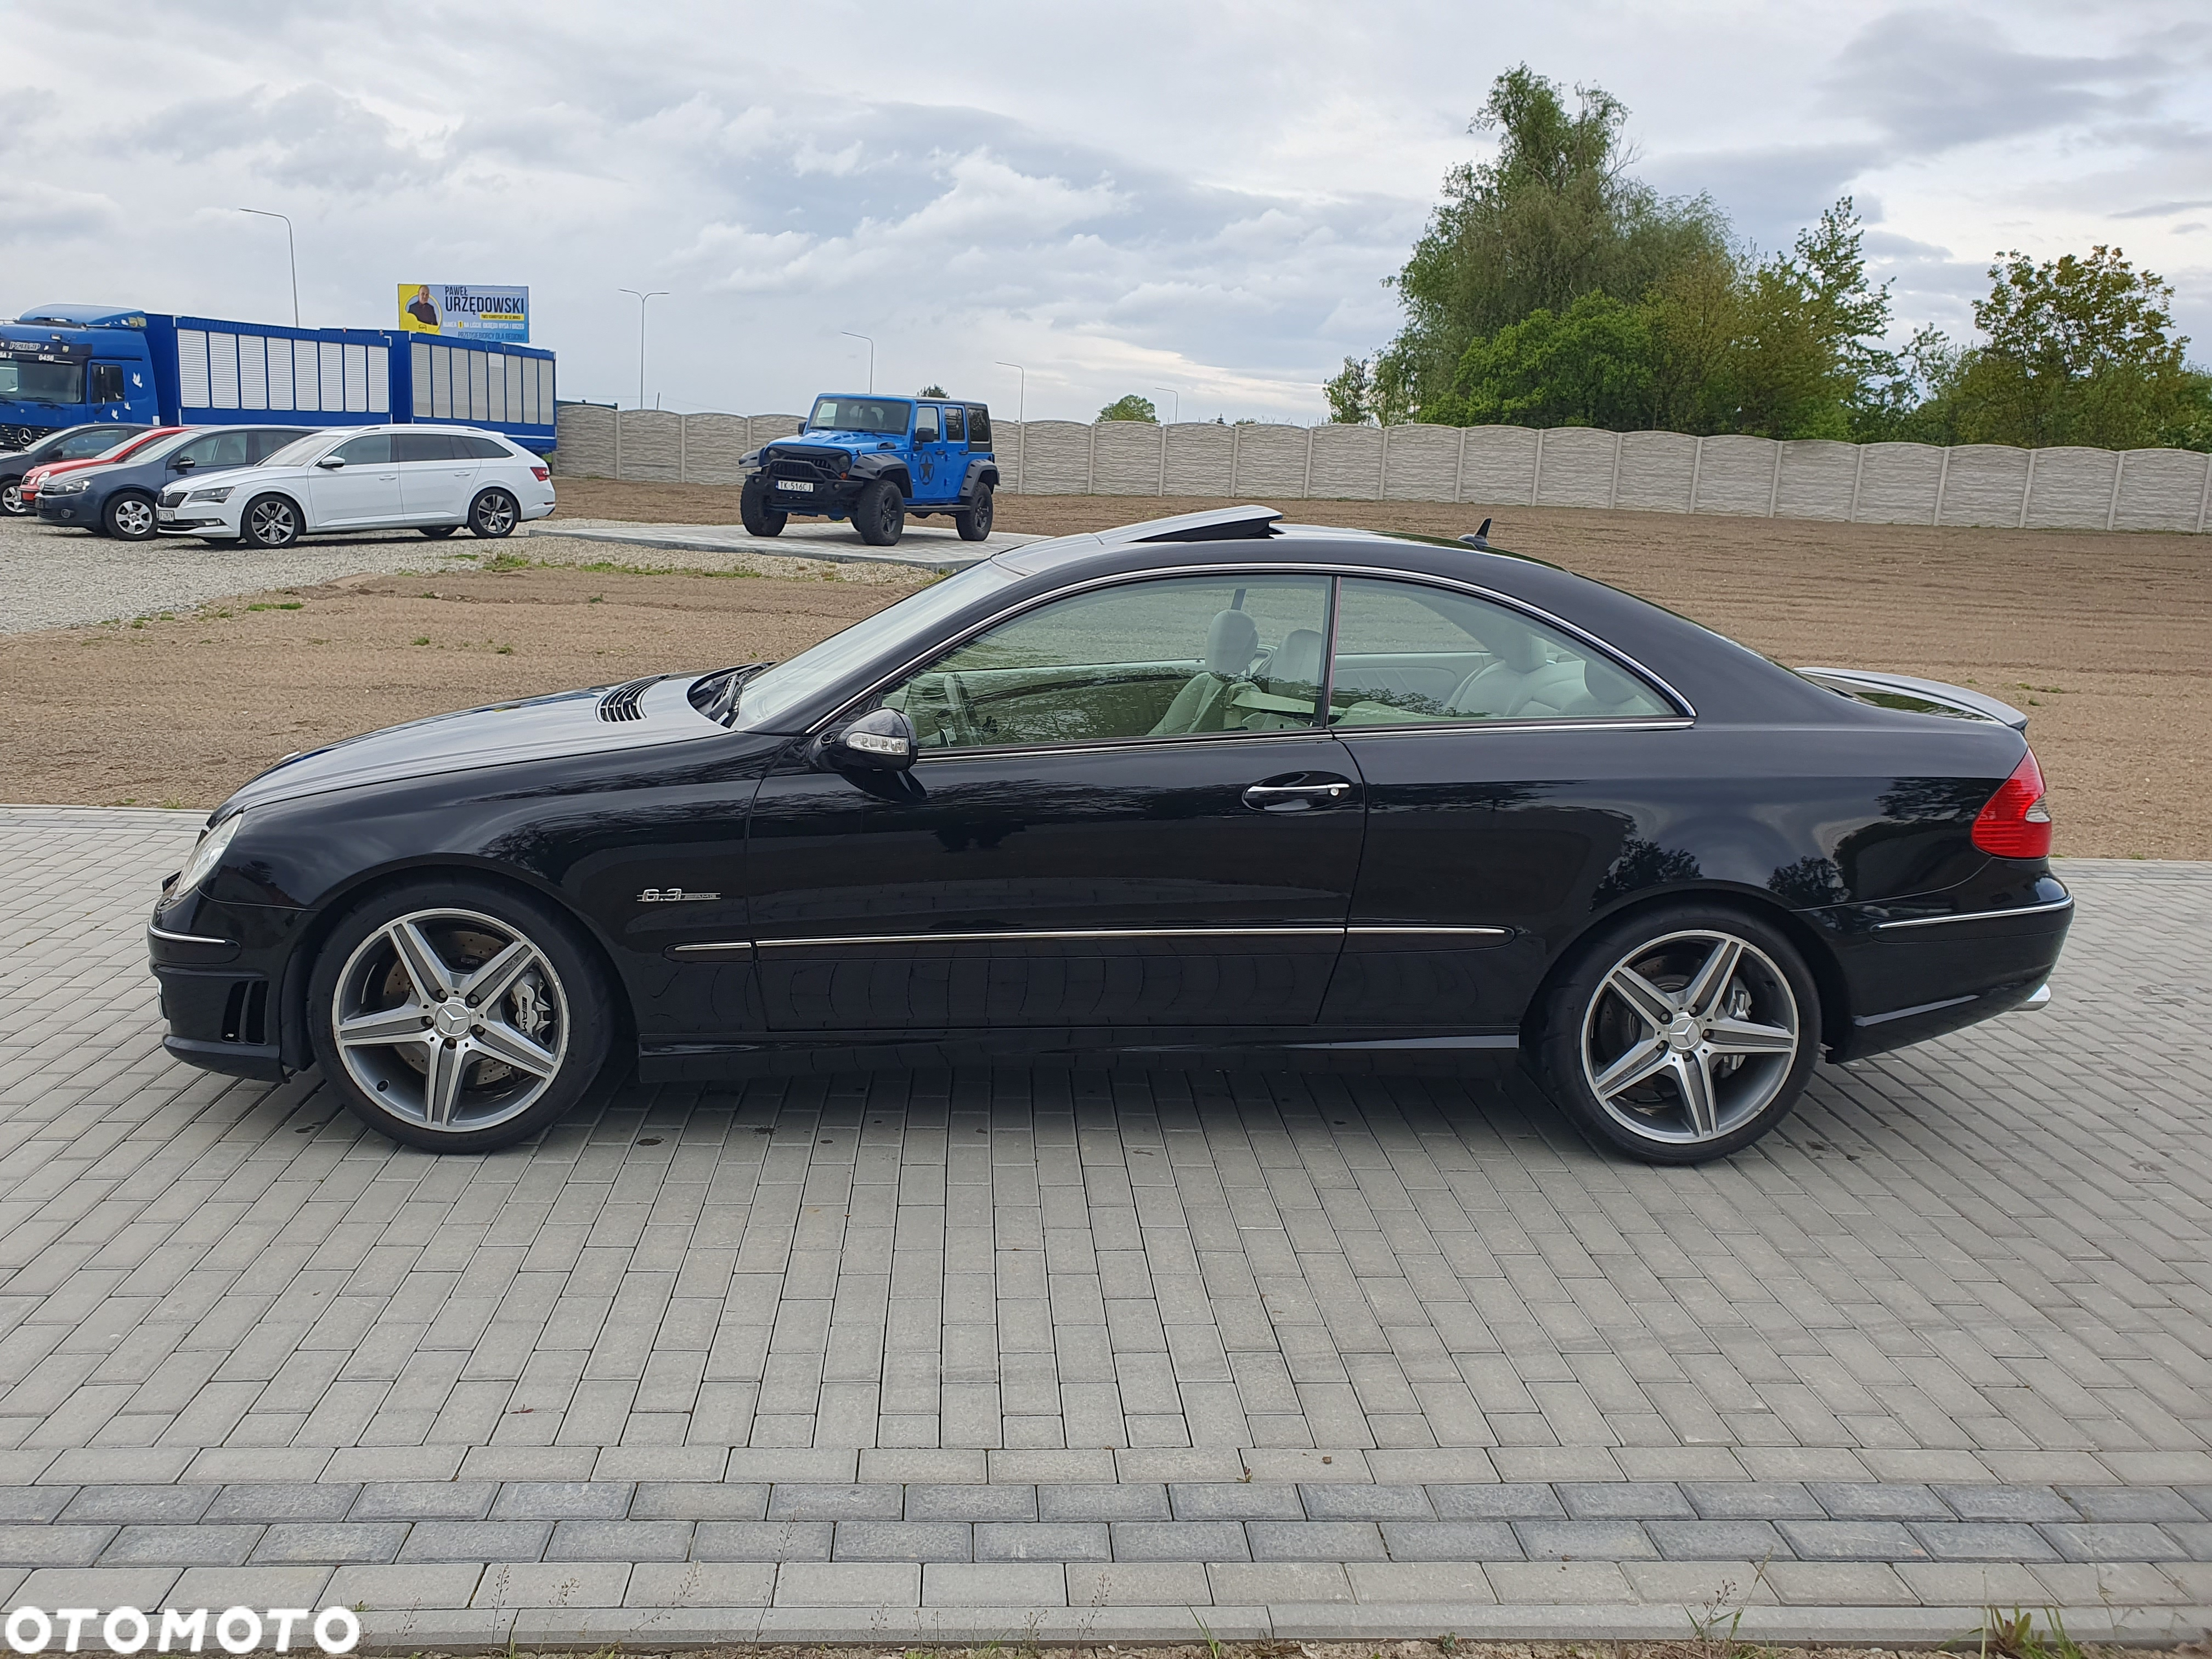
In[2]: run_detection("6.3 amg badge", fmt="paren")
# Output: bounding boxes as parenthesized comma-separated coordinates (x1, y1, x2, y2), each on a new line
(637, 888, 720, 903)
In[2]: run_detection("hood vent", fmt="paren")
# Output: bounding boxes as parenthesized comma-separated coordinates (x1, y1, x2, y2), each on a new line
(596, 675, 669, 722)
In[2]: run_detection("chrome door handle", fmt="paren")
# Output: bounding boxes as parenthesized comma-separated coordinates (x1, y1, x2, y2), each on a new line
(1243, 781, 1352, 808)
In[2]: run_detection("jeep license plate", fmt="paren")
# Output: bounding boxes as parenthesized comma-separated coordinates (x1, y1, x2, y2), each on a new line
(780, 479, 815, 493)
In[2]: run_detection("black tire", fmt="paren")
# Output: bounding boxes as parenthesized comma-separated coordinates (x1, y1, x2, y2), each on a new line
(956, 481, 995, 541)
(242, 493, 302, 549)
(740, 476, 787, 538)
(307, 873, 615, 1153)
(419, 525, 459, 540)
(1530, 902, 1820, 1165)
(103, 491, 158, 541)
(854, 478, 905, 546)
(468, 488, 518, 539)
(0, 478, 25, 517)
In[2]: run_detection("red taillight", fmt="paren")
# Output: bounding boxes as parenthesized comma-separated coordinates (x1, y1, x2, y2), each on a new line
(1972, 748, 2052, 859)
(531, 466, 550, 482)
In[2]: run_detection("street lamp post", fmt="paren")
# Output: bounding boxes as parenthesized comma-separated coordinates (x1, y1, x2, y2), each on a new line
(995, 362, 1026, 493)
(840, 331, 875, 393)
(1154, 386, 1180, 425)
(237, 208, 299, 326)
(619, 289, 668, 410)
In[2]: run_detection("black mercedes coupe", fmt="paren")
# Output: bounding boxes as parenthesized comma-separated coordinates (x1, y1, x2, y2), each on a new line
(148, 507, 2070, 1163)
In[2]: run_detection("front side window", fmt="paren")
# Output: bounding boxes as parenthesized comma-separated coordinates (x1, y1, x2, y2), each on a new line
(1328, 576, 1672, 725)
(89, 363, 127, 404)
(806, 397, 911, 435)
(914, 405, 940, 444)
(177, 431, 252, 470)
(330, 433, 392, 465)
(881, 573, 1331, 751)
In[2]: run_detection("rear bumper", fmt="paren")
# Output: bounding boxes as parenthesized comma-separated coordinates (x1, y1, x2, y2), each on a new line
(1815, 872, 2073, 1062)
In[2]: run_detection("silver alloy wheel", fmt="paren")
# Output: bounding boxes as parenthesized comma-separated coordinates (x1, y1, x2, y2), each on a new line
(250, 498, 297, 544)
(330, 907, 569, 1133)
(474, 492, 517, 535)
(1, 480, 22, 515)
(111, 496, 154, 537)
(1579, 928, 1800, 1146)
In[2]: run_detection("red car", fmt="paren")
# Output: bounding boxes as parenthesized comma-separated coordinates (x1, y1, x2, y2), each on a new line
(20, 426, 184, 508)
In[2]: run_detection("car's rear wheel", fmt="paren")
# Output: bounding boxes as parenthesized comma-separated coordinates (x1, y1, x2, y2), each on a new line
(419, 525, 459, 540)
(855, 478, 904, 546)
(0, 479, 25, 517)
(957, 481, 995, 541)
(307, 876, 614, 1152)
(740, 476, 787, 537)
(1531, 904, 1819, 1164)
(468, 488, 518, 539)
(104, 491, 157, 541)
(242, 494, 302, 549)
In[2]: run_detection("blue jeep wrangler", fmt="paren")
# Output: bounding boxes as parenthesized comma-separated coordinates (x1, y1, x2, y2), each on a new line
(740, 393, 998, 546)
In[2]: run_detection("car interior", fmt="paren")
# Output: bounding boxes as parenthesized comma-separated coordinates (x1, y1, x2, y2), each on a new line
(877, 573, 1672, 750)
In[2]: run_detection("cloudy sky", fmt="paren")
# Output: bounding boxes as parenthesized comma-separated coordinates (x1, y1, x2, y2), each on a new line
(5, 0, 2208, 422)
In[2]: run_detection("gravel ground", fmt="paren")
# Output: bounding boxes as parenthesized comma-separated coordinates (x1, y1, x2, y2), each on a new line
(0, 515, 924, 633)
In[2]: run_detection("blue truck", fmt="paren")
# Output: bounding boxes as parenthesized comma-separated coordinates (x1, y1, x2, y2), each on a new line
(741, 393, 998, 545)
(0, 303, 556, 455)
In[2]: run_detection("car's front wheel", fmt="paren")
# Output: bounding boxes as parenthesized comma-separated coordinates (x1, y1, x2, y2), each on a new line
(469, 488, 518, 539)
(957, 481, 995, 542)
(0, 478, 26, 517)
(242, 494, 302, 549)
(854, 478, 904, 546)
(1530, 904, 1819, 1164)
(104, 491, 157, 541)
(307, 876, 614, 1152)
(740, 476, 786, 538)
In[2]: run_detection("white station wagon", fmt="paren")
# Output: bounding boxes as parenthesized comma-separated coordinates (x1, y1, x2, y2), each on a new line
(156, 423, 556, 546)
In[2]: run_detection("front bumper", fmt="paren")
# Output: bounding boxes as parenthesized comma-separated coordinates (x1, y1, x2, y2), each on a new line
(149, 887, 311, 1081)
(36, 496, 90, 524)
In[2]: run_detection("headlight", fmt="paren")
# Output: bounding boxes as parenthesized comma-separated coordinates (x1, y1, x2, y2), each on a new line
(176, 813, 244, 896)
(47, 476, 91, 495)
(185, 486, 235, 504)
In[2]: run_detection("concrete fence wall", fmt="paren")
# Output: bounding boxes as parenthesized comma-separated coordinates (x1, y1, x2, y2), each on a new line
(551, 404, 2212, 534)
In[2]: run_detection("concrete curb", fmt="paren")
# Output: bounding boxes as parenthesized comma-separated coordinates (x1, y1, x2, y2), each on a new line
(526, 521, 1026, 573)
(353, 1600, 2212, 1650)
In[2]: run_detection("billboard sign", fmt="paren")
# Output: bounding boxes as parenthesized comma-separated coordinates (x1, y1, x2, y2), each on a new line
(397, 284, 529, 343)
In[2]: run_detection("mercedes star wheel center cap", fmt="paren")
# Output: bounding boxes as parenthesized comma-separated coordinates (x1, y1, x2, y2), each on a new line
(433, 1001, 472, 1038)
(1667, 1013, 1701, 1051)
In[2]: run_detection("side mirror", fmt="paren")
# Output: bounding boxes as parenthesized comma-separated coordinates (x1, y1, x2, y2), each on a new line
(817, 707, 916, 771)
(172, 456, 195, 471)
(316, 456, 345, 470)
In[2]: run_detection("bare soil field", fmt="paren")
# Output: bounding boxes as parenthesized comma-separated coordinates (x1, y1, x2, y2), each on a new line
(3, 482, 2206, 858)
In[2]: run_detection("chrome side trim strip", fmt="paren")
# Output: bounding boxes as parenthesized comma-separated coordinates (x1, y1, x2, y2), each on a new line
(1874, 895, 2074, 932)
(1346, 925, 1512, 938)
(674, 923, 1516, 957)
(148, 923, 236, 947)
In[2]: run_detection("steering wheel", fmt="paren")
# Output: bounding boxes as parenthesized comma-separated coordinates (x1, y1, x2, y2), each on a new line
(939, 670, 979, 745)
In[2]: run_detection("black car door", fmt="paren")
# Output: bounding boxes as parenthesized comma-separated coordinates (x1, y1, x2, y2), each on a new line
(742, 571, 1366, 1031)
(1315, 575, 1685, 1031)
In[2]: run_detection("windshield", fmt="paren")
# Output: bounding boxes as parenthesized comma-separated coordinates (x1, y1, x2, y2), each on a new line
(262, 433, 329, 467)
(0, 359, 84, 405)
(732, 561, 1022, 730)
(806, 397, 911, 436)
(121, 431, 195, 464)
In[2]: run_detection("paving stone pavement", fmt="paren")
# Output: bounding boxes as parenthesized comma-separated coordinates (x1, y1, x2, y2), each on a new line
(1, 807, 2207, 1644)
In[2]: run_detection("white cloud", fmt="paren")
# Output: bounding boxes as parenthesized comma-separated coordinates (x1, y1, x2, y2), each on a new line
(4, 0, 2209, 420)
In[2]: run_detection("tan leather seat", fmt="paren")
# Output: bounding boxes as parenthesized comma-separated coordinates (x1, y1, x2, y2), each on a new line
(1152, 609, 1261, 735)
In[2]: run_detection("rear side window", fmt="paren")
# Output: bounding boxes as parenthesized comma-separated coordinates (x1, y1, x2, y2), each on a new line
(914, 406, 940, 443)
(944, 406, 966, 444)
(247, 430, 296, 461)
(394, 432, 460, 462)
(330, 433, 392, 465)
(456, 435, 512, 460)
(1328, 577, 1673, 725)
(967, 406, 991, 447)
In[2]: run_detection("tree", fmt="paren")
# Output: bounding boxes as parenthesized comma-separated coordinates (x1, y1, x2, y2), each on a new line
(1433, 291, 1657, 429)
(1378, 65, 1728, 417)
(917, 383, 947, 398)
(1938, 246, 2200, 449)
(1323, 357, 1373, 424)
(1097, 394, 1157, 422)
